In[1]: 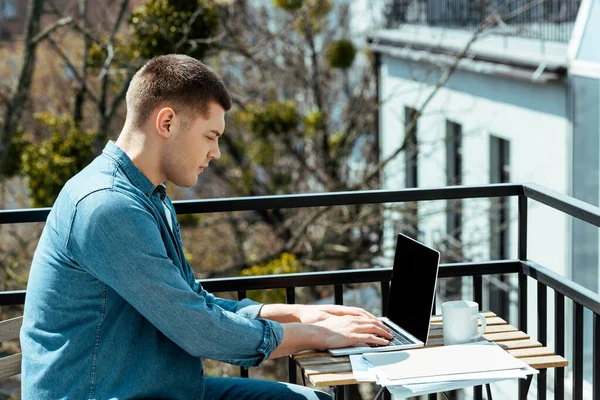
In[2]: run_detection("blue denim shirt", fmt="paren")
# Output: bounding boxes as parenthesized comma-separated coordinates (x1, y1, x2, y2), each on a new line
(21, 141, 284, 399)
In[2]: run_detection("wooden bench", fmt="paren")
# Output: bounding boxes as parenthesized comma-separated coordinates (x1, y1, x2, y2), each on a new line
(0, 316, 23, 381)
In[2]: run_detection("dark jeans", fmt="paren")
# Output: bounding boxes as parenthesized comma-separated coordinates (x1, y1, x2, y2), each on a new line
(202, 377, 332, 400)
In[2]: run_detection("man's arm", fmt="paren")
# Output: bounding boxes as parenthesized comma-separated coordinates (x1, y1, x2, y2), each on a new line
(67, 191, 282, 367)
(259, 303, 381, 324)
(268, 315, 393, 359)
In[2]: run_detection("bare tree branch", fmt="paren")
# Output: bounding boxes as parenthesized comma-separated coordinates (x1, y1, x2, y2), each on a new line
(0, 0, 44, 172)
(30, 17, 73, 45)
(73, 0, 90, 126)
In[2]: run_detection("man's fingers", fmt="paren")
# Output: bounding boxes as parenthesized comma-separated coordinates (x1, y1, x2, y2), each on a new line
(357, 333, 389, 346)
(355, 323, 393, 339)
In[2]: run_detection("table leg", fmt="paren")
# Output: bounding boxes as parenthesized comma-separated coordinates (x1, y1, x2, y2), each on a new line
(519, 376, 534, 400)
(332, 386, 344, 400)
(373, 387, 386, 400)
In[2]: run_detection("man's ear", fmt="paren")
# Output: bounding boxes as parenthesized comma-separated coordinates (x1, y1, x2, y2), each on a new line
(156, 107, 176, 139)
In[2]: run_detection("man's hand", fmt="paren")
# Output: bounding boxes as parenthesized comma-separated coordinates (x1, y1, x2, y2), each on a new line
(268, 315, 393, 359)
(313, 315, 393, 350)
(259, 303, 379, 325)
(297, 304, 379, 324)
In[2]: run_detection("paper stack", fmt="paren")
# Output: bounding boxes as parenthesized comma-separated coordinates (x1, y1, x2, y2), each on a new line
(350, 342, 537, 398)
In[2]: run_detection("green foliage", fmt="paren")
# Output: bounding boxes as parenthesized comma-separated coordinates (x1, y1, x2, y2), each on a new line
(241, 253, 302, 303)
(0, 128, 29, 178)
(293, 0, 332, 33)
(272, 0, 303, 11)
(303, 110, 325, 138)
(271, 171, 292, 192)
(87, 35, 137, 71)
(250, 100, 299, 139)
(177, 213, 200, 227)
(248, 141, 275, 166)
(307, 0, 332, 19)
(328, 130, 344, 150)
(325, 38, 356, 69)
(21, 113, 95, 207)
(183, 246, 193, 265)
(129, 0, 220, 60)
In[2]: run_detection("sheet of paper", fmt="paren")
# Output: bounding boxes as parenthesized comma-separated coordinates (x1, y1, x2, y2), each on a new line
(387, 377, 518, 398)
(377, 365, 534, 386)
(385, 365, 538, 398)
(363, 342, 530, 382)
(349, 354, 377, 382)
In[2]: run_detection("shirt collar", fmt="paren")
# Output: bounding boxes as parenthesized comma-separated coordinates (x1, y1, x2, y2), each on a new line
(102, 141, 161, 198)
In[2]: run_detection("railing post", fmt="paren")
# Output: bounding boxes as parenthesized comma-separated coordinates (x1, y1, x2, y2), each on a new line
(573, 303, 584, 400)
(473, 275, 483, 400)
(518, 195, 528, 261)
(538, 282, 547, 399)
(334, 285, 343, 306)
(594, 312, 599, 400)
(473, 276, 482, 308)
(286, 287, 297, 385)
(555, 292, 565, 400)
(381, 280, 390, 317)
(519, 194, 529, 400)
(518, 194, 528, 332)
(238, 290, 249, 379)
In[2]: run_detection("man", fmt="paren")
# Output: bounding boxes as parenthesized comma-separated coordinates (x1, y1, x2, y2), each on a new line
(21, 54, 391, 399)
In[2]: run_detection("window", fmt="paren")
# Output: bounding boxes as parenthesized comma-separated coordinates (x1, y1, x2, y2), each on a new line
(489, 135, 511, 320)
(442, 121, 463, 300)
(403, 107, 419, 237)
(446, 120, 463, 249)
(0, 0, 17, 20)
(404, 107, 418, 189)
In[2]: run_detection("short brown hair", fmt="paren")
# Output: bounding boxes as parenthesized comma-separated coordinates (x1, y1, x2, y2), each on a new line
(126, 54, 232, 127)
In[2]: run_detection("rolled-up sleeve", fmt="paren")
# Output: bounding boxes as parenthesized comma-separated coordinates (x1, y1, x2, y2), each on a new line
(66, 190, 283, 367)
(192, 278, 265, 319)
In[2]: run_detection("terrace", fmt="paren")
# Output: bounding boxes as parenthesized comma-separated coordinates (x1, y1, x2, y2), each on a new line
(0, 182, 599, 399)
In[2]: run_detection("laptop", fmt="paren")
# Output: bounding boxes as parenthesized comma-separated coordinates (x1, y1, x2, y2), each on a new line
(328, 233, 440, 356)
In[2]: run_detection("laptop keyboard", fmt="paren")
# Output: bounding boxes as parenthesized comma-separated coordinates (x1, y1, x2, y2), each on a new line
(368, 321, 415, 347)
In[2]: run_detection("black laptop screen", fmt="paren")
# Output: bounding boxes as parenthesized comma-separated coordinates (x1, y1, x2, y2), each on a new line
(386, 234, 440, 344)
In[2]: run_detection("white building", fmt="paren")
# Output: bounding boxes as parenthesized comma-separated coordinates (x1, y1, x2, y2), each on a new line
(370, 0, 598, 397)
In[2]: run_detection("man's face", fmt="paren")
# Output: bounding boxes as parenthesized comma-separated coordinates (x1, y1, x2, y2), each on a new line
(161, 102, 225, 187)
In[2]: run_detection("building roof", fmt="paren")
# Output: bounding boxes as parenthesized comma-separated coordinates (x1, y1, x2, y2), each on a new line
(368, 26, 569, 83)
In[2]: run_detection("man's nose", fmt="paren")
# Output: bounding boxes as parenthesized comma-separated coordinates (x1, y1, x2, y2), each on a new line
(210, 144, 221, 160)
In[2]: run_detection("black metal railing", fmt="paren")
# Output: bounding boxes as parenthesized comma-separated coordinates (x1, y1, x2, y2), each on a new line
(1, 183, 599, 400)
(385, 0, 581, 43)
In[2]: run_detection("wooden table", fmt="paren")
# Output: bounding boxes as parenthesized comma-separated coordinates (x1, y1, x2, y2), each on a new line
(292, 312, 568, 399)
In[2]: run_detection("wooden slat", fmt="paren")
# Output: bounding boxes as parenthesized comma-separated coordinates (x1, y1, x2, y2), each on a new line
(292, 350, 329, 360)
(297, 356, 349, 368)
(429, 316, 507, 329)
(0, 353, 21, 380)
(483, 331, 529, 342)
(429, 324, 517, 338)
(310, 372, 357, 387)
(519, 355, 568, 369)
(508, 347, 555, 358)
(430, 311, 496, 323)
(0, 317, 22, 343)
(304, 362, 352, 375)
(494, 339, 542, 350)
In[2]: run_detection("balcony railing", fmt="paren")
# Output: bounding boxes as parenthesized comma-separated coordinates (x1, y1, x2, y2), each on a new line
(1, 183, 599, 400)
(385, 0, 581, 43)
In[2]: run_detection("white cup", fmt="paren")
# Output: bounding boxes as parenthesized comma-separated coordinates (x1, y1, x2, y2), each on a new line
(442, 300, 487, 346)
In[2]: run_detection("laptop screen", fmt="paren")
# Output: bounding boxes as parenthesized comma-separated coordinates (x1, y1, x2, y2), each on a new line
(387, 234, 440, 344)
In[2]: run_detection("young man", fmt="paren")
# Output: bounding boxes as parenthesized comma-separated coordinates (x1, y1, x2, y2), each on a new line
(20, 54, 391, 399)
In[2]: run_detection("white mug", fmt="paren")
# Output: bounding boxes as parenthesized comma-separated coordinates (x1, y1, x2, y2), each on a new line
(442, 300, 487, 346)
